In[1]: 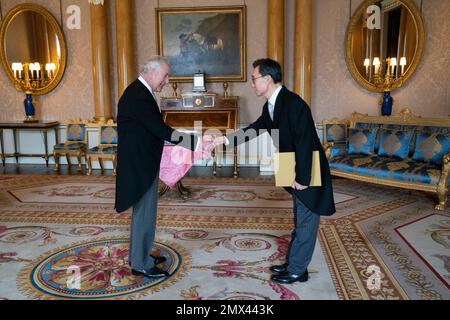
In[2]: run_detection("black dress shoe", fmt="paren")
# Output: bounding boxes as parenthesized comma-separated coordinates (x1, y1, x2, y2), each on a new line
(271, 270, 308, 284)
(131, 267, 169, 278)
(269, 263, 288, 275)
(150, 254, 167, 265)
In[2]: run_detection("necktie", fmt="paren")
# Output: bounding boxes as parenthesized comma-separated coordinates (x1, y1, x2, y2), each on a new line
(268, 102, 274, 121)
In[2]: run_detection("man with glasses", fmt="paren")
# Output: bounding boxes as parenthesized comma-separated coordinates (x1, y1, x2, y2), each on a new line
(215, 58, 336, 284)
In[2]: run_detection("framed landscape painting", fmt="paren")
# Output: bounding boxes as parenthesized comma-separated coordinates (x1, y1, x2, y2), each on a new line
(156, 6, 246, 82)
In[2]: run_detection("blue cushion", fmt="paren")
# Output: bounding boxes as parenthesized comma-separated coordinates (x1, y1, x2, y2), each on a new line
(54, 142, 86, 151)
(330, 144, 347, 157)
(378, 129, 413, 159)
(347, 128, 378, 155)
(412, 132, 450, 165)
(87, 146, 117, 154)
(422, 126, 449, 135)
(354, 123, 383, 152)
(325, 124, 346, 143)
(67, 124, 86, 142)
(100, 126, 118, 145)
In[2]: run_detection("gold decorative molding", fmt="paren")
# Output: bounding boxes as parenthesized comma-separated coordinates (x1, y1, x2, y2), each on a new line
(349, 108, 450, 127)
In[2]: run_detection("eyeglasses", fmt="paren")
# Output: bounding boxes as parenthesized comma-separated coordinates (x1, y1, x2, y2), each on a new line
(251, 75, 265, 84)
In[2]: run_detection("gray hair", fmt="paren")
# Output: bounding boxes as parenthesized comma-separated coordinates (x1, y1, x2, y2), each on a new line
(140, 56, 168, 75)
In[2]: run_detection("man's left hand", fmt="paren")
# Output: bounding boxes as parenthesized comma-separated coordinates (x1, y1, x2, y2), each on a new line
(292, 181, 308, 190)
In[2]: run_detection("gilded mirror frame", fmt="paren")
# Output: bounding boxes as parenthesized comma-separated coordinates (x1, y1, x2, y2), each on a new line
(0, 3, 67, 96)
(345, 0, 425, 93)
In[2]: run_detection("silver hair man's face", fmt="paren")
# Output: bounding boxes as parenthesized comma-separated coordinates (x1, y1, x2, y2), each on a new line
(141, 57, 168, 75)
(142, 59, 170, 93)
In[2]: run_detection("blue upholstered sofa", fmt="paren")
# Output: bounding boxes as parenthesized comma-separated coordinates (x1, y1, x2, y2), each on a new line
(323, 108, 450, 210)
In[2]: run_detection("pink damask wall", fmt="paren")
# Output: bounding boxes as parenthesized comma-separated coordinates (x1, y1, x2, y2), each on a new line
(0, 0, 448, 124)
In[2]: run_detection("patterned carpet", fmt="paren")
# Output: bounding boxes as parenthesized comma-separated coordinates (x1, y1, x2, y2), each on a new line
(0, 174, 448, 300)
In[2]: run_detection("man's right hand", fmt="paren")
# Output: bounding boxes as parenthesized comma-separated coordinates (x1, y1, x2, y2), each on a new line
(212, 136, 226, 147)
(199, 135, 227, 157)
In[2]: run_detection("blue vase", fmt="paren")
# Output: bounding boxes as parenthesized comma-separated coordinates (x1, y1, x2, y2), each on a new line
(24, 94, 35, 117)
(381, 91, 393, 116)
(23, 94, 38, 122)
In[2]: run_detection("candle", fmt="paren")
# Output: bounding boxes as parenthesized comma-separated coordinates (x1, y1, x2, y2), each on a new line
(400, 57, 407, 75)
(11, 63, 23, 79)
(373, 57, 380, 75)
(364, 58, 370, 75)
(28, 64, 33, 79)
(46, 63, 56, 79)
(34, 62, 41, 79)
(390, 57, 397, 75)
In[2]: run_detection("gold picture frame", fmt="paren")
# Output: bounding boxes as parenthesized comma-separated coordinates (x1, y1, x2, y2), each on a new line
(156, 6, 247, 83)
(0, 3, 67, 96)
(344, 0, 425, 93)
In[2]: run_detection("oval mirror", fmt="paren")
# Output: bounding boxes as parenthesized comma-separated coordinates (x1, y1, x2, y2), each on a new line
(0, 4, 67, 95)
(345, 0, 424, 93)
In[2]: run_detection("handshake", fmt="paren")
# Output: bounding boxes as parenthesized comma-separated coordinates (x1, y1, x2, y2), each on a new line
(195, 135, 227, 161)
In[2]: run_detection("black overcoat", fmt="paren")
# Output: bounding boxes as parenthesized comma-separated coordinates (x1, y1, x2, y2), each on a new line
(227, 86, 336, 216)
(114, 80, 196, 213)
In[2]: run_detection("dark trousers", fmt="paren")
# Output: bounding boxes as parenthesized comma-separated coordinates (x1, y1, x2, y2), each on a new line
(285, 194, 321, 274)
(129, 176, 159, 270)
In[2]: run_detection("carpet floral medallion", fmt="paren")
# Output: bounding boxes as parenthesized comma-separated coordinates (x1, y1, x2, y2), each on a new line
(0, 175, 448, 300)
(19, 238, 186, 299)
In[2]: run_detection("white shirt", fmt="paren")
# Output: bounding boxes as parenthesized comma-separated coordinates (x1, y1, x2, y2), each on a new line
(138, 76, 160, 112)
(224, 85, 282, 145)
(268, 85, 282, 120)
(139, 76, 201, 151)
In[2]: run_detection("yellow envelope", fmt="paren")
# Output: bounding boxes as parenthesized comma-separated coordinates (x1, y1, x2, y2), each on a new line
(274, 151, 322, 187)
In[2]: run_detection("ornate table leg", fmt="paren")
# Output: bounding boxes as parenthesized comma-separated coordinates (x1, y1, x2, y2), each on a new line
(12, 129, 18, 164)
(0, 129, 5, 166)
(212, 147, 217, 176)
(177, 180, 191, 195)
(159, 180, 191, 200)
(43, 129, 50, 167)
(233, 146, 238, 178)
(158, 184, 171, 197)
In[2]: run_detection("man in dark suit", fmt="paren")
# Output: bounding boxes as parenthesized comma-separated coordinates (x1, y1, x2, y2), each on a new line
(220, 58, 336, 284)
(115, 56, 203, 279)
